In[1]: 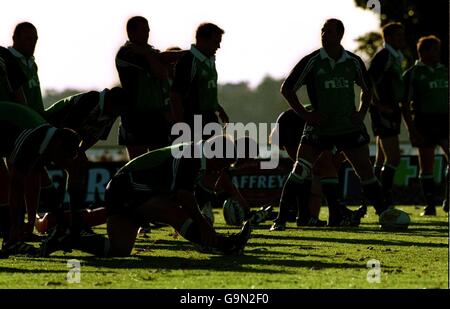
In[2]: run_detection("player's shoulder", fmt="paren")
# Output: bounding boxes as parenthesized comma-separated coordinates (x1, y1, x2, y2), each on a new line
(403, 64, 417, 77)
(0, 46, 16, 63)
(345, 50, 363, 62)
(174, 51, 195, 74)
(344, 51, 366, 71)
(0, 46, 8, 57)
(80, 90, 101, 101)
(371, 48, 390, 63)
(300, 49, 321, 63)
(116, 43, 140, 62)
(179, 51, 195, 64)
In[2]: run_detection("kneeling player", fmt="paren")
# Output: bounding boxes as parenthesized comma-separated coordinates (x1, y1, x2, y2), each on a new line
(40, 135, 251, 257)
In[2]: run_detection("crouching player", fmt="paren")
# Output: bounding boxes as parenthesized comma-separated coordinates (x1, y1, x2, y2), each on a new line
(40, 135, 251, 257)
(0, 102, 80, 257)
(39, 87, 126, 242)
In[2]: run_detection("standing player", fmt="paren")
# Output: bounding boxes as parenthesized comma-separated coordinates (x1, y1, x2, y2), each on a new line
(116, 16, 184, 160)
(40, 136, 251, 257)
(171, 22, 229, 142)
(368, 22, 406, 206)
(279, 19, 389, 226)
(0, 46, 27, 103)
(401, 35, 449, 215)
(8, 22, 44, 115)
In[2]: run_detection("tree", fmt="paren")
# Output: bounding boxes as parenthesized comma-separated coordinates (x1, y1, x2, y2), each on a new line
(354, 31, 383, 60)
(354, 0, 449, 65)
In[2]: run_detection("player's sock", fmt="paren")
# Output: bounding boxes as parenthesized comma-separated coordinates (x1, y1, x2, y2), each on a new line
(275, 178, 299, 223)
(361, 177, 388, 215)
(420, 173, 436, 208)
(380, 164, 397, 205)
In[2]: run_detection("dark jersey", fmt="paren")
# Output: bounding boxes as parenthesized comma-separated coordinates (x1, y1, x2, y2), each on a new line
(115, 42, 170, 133)
(282, 48, 371, 135)
(45, 90, 117, 142)
(8, 47, 44, 116)
(368, 45, 405, 108)
(172, 45, 219, 117)
(0, 46, 27, 101)
(403, 61, 449, 115)
(0, 101, 54, 174)
(115, 143, 205, 195)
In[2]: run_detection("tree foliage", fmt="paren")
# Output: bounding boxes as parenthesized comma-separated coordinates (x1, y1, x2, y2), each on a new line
(218, 76, 288, 124)
(354, 0, 449, 65)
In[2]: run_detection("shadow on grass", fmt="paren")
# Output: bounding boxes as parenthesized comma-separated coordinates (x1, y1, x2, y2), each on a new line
(0, 266, 111, 274)
(65, 252, 373, 274)
(250, 233, 448, 248)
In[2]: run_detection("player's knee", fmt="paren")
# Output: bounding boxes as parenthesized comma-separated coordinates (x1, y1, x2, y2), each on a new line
(107, 232, 135, 257)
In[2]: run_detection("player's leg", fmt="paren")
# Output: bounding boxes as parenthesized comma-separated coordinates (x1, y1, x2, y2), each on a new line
(105, 214, 139, 257)
(0, 158, 10, 244)
(438, 139, 449, 213)
(131, 195, 250, 255)
(370, 109, 386, 181)
(417, 147, 438, 216)
(284, 145, 302, 222)
(23, 170, 42, 239)
(309, 177, 322, 217)
(314, 151, 344, 226)
(378, 135, 401, 206)
(373, 138, 384, 181)
(270, 143, 320, 231)
(315, 151, 362, 227)
(65, 152, 90, 234)
(343, 144, 388, 216)
(40, 169, 69, 233)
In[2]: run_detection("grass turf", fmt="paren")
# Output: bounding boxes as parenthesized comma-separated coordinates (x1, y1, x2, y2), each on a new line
(0, 206, 448, 289)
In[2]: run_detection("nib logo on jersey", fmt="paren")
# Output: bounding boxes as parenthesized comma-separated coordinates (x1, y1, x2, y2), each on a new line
(324, 77, 350, 89)
(170, 115, 280, 169)
(429, 79, 448, 89)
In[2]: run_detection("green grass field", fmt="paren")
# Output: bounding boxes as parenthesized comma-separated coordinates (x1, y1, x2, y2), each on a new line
(0, 206, 448, 289)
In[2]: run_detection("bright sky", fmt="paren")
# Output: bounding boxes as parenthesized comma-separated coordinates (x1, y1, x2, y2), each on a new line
(0, 0, 379, 93)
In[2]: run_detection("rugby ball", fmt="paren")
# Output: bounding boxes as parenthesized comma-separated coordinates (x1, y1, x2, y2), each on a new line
(379, 208, 411, 230)
(201, 202, 215, 226)
(223, 199, 246, 226)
